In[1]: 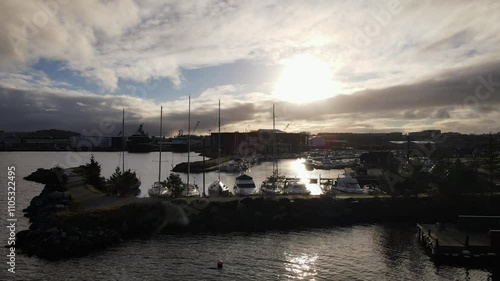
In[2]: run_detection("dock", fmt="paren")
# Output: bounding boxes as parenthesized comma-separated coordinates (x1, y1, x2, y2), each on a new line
(417, 215, 500, 260)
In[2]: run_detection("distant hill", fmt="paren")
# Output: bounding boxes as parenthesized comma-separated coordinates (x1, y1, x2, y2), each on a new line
(20, 129, 80, 138)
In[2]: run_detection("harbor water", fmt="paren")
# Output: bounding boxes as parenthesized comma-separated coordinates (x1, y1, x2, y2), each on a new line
(0, 152, 496, 280)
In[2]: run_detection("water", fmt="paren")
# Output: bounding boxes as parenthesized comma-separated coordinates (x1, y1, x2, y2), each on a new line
(0, 152, 495, 280)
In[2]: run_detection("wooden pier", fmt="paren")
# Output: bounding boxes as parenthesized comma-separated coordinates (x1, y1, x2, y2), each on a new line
(417, 215, 500, 260)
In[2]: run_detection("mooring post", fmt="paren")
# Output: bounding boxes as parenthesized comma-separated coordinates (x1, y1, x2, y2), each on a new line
(465, 235, 469, 247)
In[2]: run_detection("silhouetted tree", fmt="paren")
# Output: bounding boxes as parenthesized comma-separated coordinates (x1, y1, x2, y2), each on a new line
(433, 159, 489, 198)
(167, 173, 184, 197)
(108, 166, 141, 196)
(482, 133, 500, 189)
(83, 154, 105, 190)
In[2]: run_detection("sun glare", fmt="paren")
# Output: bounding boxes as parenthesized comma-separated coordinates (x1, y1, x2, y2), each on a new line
(273, 55, 340, 103)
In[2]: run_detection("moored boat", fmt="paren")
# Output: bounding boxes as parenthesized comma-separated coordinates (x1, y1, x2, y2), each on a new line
(181, 183, 200, 197)
(208, 100, 230, 197)
(148, 181, 171, 197)
(333, 176, 364, 194)
(148, 106, 171, 198)
(208, 179, 230, 196)
(234, 174, 258, 196)
(127, 124, 154, 153)
(261, 174, 285, 195)
(283, 179, 311, 195)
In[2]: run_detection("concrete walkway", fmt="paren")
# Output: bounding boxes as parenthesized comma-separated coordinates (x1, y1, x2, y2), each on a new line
(64, 169, 147, 212)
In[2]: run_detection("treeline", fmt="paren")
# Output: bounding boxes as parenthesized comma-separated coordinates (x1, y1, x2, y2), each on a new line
(76, 155, 141, 196)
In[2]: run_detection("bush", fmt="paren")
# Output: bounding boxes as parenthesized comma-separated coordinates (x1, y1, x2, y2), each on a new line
(108, 167, 141, 196)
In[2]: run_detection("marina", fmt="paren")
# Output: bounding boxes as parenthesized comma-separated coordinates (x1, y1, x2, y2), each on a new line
(2, 151, 500, 280)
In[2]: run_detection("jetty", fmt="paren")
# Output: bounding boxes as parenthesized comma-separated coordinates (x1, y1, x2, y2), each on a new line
(417, 215, 500, 260)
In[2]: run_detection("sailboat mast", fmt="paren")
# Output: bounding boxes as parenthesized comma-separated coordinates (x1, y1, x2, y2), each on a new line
(158, 106, 163, 183)
(273, 104, 276, 176)
(218, 99, 221, 181)
(187, 96, 191, 194)
(122, 108, 125, 171)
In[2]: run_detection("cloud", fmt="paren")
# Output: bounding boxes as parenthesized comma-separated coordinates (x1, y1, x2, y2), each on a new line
(1, 59, 499, 134)
(1, 0, 500, 134)
(1, 0, 500, 93)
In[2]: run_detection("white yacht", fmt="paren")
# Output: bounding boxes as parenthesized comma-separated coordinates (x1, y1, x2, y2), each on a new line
(333, 176, 364, 194)
(234, 174, 258, 196)
(283, 180, 311, 195)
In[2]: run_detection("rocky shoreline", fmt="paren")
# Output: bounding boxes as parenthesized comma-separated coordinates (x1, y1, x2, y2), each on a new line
(14, 168, 500, 260)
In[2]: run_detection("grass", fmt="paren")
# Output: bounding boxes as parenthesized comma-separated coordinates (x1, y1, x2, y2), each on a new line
(87, 184, 105, 195)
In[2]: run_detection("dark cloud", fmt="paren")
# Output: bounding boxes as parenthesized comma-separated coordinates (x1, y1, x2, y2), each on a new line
(0, 87, 261, 136)
(1, 60, 499, 134)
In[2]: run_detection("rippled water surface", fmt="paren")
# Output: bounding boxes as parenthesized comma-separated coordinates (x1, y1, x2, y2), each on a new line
(11, 225, 496, 281)
(0, 152, 496, 280)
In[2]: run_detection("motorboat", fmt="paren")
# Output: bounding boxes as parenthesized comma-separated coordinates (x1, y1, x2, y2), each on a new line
(333, 176, 364, 194)
(234, 174, 258, 196)
(303, 158, 315, 171)
(283, 179, 311, 195)
(363, 184, 384, 195)
(314, 158, 333, 170)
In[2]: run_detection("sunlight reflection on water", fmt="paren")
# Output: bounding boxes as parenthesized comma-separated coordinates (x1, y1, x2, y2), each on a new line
(284, 252, 319, 279)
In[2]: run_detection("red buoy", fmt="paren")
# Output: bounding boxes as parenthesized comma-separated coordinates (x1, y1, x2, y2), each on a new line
(217, 260, 223, 269)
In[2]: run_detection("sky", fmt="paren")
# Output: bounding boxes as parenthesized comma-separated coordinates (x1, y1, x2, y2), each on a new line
(1, 0, 500, 136)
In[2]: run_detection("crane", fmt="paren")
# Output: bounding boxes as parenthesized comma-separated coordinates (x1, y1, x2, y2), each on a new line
(190, 121, 200, 135)
(283, 123, 289, 131)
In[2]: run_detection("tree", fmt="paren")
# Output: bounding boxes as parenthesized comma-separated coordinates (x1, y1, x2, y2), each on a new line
(108, 166, 141, 196)
(108, 166, 122, 194)
(482, 133, 500, 189)
(432, 159, 489, 198)
(83, 154, 105, 190)
(166, 173, 184, 197)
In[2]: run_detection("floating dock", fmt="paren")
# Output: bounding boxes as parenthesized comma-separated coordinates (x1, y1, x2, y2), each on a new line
(417, 215, 500, 260)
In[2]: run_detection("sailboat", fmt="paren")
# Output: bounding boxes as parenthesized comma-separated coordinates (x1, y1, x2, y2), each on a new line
(108, 109, 141, 196)
(261, 104, 284, 195)
(181, 96, 200, 197)
(148, 106, 171, 198)
(208, 100, 230, 196)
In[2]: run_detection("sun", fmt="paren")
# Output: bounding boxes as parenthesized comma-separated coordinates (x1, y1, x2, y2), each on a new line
(273, 55, 340, 103)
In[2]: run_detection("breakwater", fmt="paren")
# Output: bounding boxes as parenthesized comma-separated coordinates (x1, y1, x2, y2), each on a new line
(171, 156, 233, 173)
(15, 168, 500, 260)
